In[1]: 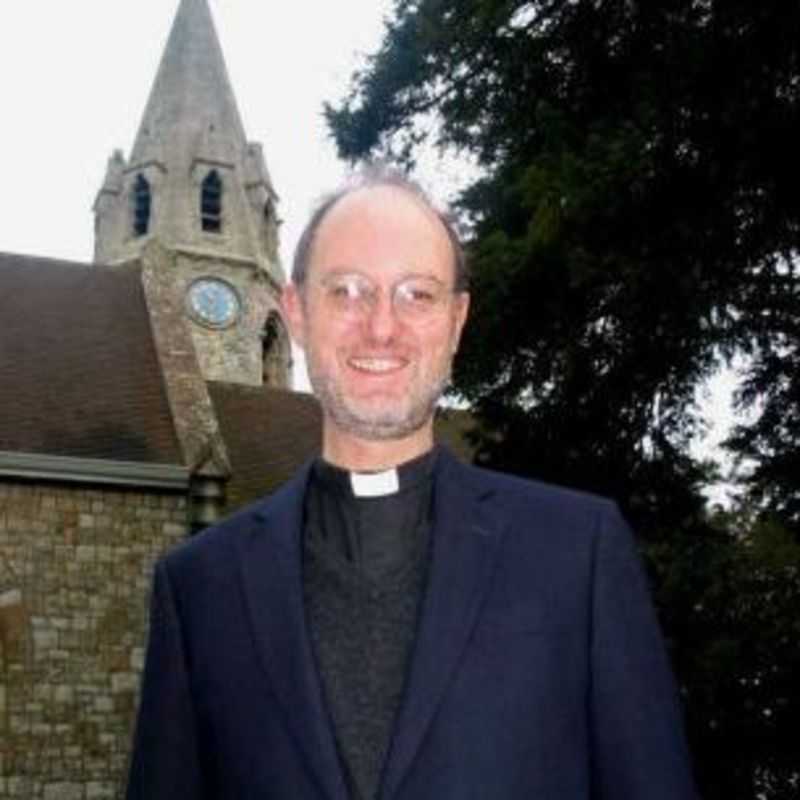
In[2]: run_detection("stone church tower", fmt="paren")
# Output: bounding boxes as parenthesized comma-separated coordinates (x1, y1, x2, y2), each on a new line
(93, 0, 290, 387)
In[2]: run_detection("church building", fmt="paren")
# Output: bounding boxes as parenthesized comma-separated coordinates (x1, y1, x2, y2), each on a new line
(0, 1, 324, 796)
(0, 1, 471, 797)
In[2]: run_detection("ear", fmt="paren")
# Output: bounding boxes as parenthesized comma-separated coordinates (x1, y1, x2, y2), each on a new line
(450, 291, 470, 354)
(280, 283, 307, 350)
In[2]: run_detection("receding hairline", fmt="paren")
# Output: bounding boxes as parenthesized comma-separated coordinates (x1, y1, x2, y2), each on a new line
(291, 171, 468, 291)
(310, 185, 451, 265)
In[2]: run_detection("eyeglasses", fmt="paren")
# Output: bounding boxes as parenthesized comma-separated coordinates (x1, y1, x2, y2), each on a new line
(311, 272, 458, 321)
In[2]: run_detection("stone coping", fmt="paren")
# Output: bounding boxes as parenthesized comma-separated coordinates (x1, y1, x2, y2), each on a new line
(0, 451, 189, 490)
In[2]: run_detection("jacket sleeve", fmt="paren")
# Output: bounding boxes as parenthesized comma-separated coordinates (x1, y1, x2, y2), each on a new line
(126, 559, 207, 800)
(589, 502, 698, 799)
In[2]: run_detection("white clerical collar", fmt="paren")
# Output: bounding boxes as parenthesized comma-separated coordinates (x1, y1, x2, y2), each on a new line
(349, 468, 400, 498)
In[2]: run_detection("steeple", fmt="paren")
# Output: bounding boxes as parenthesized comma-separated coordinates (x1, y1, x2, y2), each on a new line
(129, 0, 247, 172)
(92, 0, 290, 388)
(93, 0, 281, 282)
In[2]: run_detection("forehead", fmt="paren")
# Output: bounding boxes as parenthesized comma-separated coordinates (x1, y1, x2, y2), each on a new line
(308, 186, 455, 282)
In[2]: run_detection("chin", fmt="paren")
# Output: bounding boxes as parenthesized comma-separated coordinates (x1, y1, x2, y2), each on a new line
(309, 363, 448, 442)
(335, 398, 433, 441)
(342, 417, 427, 442)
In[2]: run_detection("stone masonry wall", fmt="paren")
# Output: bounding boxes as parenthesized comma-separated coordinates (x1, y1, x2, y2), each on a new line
(0, 480, 188, 800)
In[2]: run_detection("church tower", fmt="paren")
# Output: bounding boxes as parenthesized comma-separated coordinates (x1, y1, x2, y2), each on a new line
(93, 0, 290, 387)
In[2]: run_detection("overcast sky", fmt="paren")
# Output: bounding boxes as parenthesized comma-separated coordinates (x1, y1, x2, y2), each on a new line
(0, 0, 395, 269)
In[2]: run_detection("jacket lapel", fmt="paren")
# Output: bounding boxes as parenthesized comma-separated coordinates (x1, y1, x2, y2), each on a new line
(379, 451, 506, 800)
(235, 464, 348, 800)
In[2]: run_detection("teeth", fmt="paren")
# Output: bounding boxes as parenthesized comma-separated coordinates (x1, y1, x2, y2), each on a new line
(349, 358, 403, 373)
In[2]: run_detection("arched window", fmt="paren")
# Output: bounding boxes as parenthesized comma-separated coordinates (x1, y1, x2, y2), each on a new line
(133, 174, 151, 236)
(262, 313, 290, 387)
(201, 170, 223, 233)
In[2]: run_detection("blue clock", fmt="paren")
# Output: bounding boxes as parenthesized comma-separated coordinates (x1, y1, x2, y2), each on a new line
(187, 278, 241, 328)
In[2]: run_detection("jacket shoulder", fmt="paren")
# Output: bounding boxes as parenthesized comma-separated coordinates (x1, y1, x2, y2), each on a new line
(454, 456, 618, 518)
(159, 460, 311, 572)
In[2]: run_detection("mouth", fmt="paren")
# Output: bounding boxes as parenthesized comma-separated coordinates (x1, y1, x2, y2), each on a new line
(347, 356, 408, 374)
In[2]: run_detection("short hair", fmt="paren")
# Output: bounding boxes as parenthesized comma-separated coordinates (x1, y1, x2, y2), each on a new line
(291, 164, 469, 291)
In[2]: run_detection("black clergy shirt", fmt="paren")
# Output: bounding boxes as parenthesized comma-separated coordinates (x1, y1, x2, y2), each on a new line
(302, 448, 437, 800)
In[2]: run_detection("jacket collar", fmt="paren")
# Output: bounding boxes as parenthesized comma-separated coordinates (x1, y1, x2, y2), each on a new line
(236, 461, 349, 800)
(379, 448, 506, 800)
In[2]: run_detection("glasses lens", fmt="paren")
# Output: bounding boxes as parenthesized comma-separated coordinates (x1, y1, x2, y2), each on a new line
(318, 273, 450, 318)
(321, 274, 370, 313)
(394, 277, 447, 316)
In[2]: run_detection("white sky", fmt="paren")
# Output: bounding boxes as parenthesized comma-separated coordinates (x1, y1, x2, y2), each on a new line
(0, 0, 739, 498)
(0, 0, 394, 269)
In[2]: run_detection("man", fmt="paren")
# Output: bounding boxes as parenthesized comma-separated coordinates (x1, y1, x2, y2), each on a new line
(127, 168, 697, 799)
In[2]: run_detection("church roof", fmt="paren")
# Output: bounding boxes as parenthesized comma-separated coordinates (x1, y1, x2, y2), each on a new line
(208, 383, 323, 509)
(0, 253, 182, 464)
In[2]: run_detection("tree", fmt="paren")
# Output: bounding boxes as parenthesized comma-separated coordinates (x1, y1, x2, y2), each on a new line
(647, 509, 800, 799)
(327, 0, 800, 522)
(327, 1, 800, 795)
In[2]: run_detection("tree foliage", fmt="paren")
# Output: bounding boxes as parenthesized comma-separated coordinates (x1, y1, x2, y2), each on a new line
(327, 1, 800, 795)
(647, 511, 800, 799)
(328, 0, 800, 522)
(726, 257, 800, 529)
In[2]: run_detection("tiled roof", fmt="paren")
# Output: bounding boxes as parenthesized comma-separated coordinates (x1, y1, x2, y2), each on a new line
(207, 382, 323, 509)
(0, 253, 181, 464)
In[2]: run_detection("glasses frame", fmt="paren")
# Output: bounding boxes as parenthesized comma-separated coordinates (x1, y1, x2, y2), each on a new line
(307, 271, 461, 322)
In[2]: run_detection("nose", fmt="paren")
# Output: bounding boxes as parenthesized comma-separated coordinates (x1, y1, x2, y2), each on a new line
(363, 290, 400, 343)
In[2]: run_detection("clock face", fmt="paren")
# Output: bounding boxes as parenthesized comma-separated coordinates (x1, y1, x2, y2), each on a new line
(187, 278, 241, 328)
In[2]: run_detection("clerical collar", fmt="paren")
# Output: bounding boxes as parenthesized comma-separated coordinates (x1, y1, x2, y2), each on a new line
(312, 447, 439, 499)
(350, 469, 399, 497)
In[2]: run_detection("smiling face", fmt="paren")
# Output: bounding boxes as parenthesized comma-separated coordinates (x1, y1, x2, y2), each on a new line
(282, 185, 469, 468)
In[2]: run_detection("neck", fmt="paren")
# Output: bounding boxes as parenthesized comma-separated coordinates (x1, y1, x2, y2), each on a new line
(322, 423, 435, 472)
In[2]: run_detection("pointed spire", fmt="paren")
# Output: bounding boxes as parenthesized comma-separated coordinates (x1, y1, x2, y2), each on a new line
(93, 0, 283, 298)
(130, 0, 247, 170)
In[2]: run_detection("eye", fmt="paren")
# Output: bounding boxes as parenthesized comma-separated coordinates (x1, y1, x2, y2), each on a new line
(409, 287, 436, 303)
(397, 280, 441, 308)
(323, 274, 370, 307)
(328, 282, 353, 299)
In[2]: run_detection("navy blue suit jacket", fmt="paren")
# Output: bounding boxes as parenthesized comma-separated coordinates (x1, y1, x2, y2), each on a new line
(127, 448, 697, 799)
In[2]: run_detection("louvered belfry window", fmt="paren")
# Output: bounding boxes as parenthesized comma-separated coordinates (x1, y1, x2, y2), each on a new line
(201, 170, 223, 233)
(133, 174, 151, 236)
